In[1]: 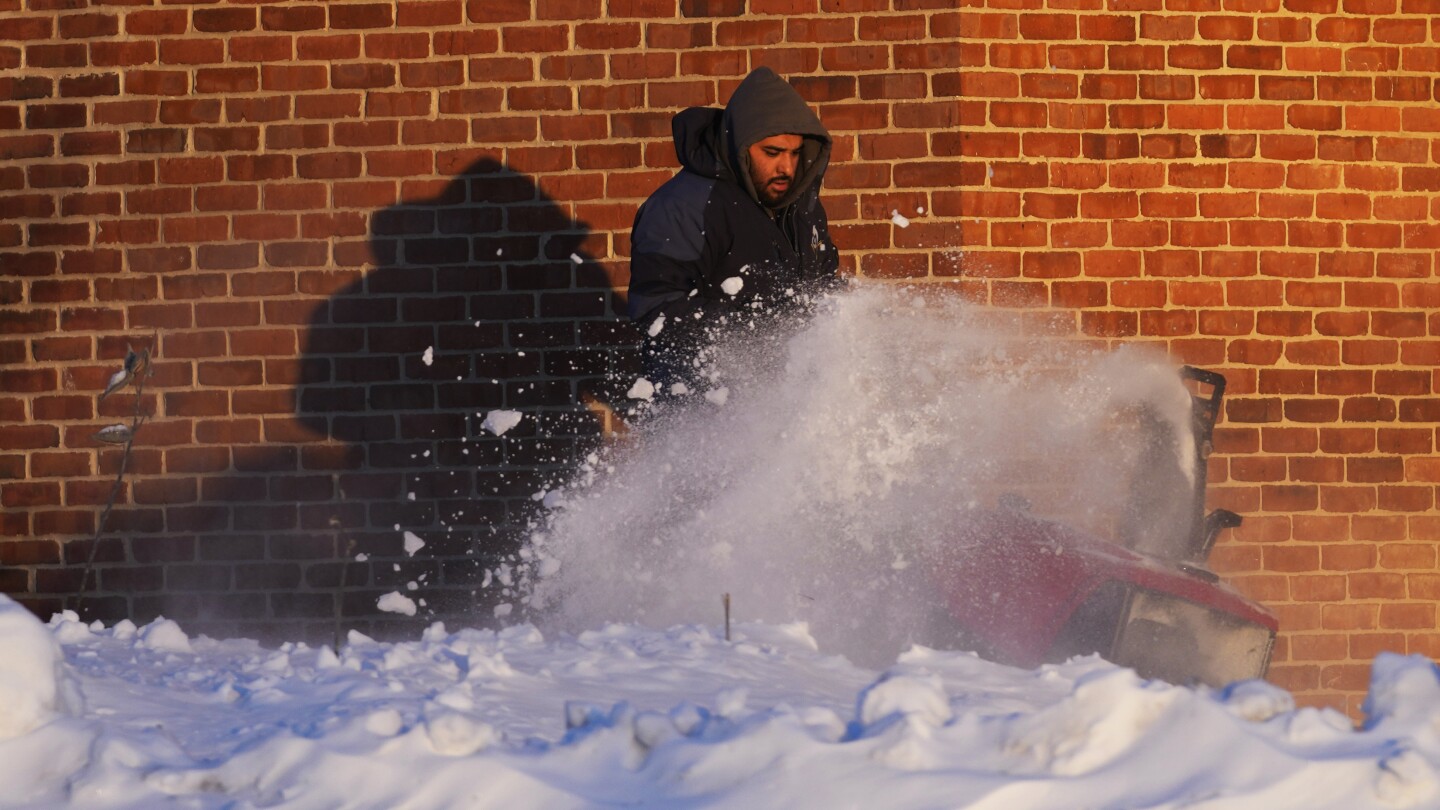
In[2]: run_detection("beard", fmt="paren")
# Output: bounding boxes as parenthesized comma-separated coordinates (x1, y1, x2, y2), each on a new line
(755, 174, 791, 207)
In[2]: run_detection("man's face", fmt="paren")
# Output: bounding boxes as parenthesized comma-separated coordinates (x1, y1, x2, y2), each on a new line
(747, 134, 803, 208)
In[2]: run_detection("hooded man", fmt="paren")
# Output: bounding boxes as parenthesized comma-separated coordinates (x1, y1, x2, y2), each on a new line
(627, 67, 840, 397)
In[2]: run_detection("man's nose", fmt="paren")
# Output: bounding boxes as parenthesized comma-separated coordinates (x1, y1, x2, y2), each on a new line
(780, 153, 798, 175)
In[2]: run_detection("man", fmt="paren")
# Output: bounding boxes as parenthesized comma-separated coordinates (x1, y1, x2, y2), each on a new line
(627, 67, 841, 397)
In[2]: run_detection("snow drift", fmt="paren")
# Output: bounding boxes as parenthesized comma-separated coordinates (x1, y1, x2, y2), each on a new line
(0, 594, 74, 738)
(5, 611, 1440, 809)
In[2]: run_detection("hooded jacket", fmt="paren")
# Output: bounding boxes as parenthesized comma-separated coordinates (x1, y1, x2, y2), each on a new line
(627, 68, 840, 393)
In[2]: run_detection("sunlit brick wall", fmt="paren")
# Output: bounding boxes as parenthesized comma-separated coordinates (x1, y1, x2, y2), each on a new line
(3, 0, 1438, 714)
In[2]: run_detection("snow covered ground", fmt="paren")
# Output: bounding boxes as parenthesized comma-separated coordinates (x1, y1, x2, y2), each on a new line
(4, 600, 1440, 809)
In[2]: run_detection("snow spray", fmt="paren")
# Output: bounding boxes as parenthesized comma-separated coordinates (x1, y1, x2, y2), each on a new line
(499, 285, 1199, 667)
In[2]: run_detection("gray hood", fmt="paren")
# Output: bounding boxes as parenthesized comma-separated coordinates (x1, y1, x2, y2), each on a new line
(671, 67, 831, 209)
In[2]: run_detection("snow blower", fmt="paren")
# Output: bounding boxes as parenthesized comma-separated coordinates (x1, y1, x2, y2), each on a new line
(925, 367, 1277, 687)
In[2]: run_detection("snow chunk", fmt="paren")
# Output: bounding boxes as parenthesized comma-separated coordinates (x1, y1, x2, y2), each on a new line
(633, 710, 680, 749)
(365, 708, 404, 737)
(422, 346, 434, 366)
(0, 595, 66, 738)
(138, 617, 193, 654)
(627, 377, 655, 401)
(425, 713, 497, 756)
(403, 530, 426, 556)
(1220, 679, 1294, 723)
(1376, 748, 1438, 806)
(704, 386, 729, 406)
(570, 253, 584, 264)
(858, 672, 952, 728)
(715, 687, 748, 719)
(890, 210, 910, 228)
(647, 313, 666, 337)
(315, 646, 341, 669)
(47, 611, 93, 645)
(1007, 668, 1179, 776)
(1366, 653, 1440, 723)
(377, 592, 418, 616)
(721, 276, 744, 296)
(482, 409, 523, 436)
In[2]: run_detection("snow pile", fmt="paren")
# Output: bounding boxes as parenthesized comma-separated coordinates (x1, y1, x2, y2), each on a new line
(7, 612, 1440, 808)
(520, 286, 1199, 665)
(0, 595, 70, 737)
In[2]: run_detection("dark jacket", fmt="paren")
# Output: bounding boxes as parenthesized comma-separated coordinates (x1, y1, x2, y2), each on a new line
(627, 68, 840, 393)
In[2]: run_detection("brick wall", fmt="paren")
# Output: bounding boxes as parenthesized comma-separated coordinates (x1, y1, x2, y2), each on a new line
(2, 0, 1438, 713)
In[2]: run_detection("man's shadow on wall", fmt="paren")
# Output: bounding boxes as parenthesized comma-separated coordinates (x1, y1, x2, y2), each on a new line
(294, 158, 639, 626)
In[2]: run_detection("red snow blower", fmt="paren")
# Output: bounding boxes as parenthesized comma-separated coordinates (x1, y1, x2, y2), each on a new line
(926, 367, 1277, 687)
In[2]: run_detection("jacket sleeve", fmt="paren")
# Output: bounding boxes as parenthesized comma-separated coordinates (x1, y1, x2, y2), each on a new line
(629, 175, 717, 319)
(626, 175, 735, 387)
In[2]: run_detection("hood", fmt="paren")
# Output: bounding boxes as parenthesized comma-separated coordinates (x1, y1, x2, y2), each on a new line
(671, 67, 831, 210)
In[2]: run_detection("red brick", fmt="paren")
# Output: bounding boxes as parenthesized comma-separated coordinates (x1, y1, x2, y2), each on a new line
(467, 0, 532, 22)
(1070, 251, 1129, 279)
(1013, 190, 1071, 218)
(1076, 311, 1135, 337)
(331, 3, 394, 29)
(1020, 13, 1076, 40)
(2, 481, 63, 509)
(1016, 132, 1074, 159)
(1380, 604, 1435, 631)
(196, 67, 259, 94)
(296, 34, 360, 61)
(332, 63, 395, 90)
(399, 0, 463, 25)
(260, 6, 325, 31)
(226, 96, 292, 123)
(861, 253, 928, 279)
(436, 29, 501, 55)
(680, 0, 744, 14)
(645, 21, 711, 50)
(195, 360, 263, 388)
(365, 32, 429, 60)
